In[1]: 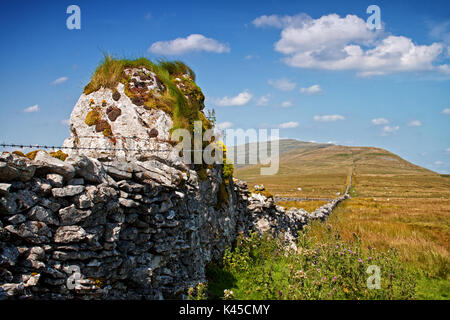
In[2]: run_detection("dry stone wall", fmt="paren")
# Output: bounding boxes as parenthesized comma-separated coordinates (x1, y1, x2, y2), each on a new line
(0, 151, 348, 300)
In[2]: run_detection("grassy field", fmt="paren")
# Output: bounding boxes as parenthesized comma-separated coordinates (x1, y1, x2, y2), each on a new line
(231, 140, 450, 299)
(236, 143, 353, 198)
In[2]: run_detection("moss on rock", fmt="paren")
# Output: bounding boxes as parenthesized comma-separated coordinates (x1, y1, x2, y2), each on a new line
(50, 150, 69, 161)
(25, 150, 42, 160)
(85, 110, 101, 126)
(250, 188, 274, 199)
(83, 56, 210, 135)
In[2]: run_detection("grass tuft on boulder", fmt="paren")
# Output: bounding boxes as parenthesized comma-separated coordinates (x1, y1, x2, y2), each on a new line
(83, 55, 210, 134)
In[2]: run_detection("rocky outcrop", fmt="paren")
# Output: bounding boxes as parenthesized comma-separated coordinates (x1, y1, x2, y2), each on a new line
(62, 67, 178, 162)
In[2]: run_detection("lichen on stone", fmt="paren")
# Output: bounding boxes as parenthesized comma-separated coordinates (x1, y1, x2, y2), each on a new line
(85, 109, 101, 127)
(49, 150, 69, 161)
(82, 56, 210, 135)
(106, 106, 121, 121)
(25, 150, 42, 160)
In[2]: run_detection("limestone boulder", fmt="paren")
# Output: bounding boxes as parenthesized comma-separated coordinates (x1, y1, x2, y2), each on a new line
(34, 151, 75, 180)
(0, 152, 36, 182)
(62, 68, 177, 162)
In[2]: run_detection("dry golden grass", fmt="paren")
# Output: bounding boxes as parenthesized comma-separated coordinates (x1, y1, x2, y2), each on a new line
(276, 200, 328, 212)
(236, 141, 450, 298)
(237, 145, 354, 198)
(308, 196, 450, 276)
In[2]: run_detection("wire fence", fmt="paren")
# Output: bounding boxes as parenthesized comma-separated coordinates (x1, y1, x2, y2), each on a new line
(0, 143, 174, 153)
(0, 143, 216, 154)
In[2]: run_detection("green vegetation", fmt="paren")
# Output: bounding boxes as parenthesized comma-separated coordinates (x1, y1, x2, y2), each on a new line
(187, 282, 207, 300)
(158, 60, 196, 81)
(83, 55, 210, 134)
(215, 141, 233, 184)
(207, 228, 416, 300)
(85, 109, 101, 126)
(84, 108, 112, 138)
(25, 150, 41, 160)
(250, 186, 274, 198)
(22, 150, 68, 161)
(235, 139, 450, 299)
(223, 158, 234, 183)
(49, 150, 69, 161)
(82, 55, 222, 182)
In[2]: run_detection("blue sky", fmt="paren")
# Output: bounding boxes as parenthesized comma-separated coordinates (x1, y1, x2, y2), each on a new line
(0, 0, 449, 172)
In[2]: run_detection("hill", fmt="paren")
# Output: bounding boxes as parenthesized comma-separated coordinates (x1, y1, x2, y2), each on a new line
(234, 139, 440, 198)
(234, 139, 450, 299)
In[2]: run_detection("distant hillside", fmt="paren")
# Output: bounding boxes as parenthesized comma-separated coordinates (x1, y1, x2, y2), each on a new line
(234, 139, 439, 198)
(229, 139, 331, 169)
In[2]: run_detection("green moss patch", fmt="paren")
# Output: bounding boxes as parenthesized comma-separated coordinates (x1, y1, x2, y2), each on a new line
(83, 56, 216, 179)
(50, 150, 69, 161)
(25, 150, 42, 160)
(85, 109, 101, 126)
(250, 188, 274, 198)
(85, 107, 113, 138)
(83, 55, 210, 135)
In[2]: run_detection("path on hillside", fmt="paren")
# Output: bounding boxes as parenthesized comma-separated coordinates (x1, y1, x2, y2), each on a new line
(275, 153, 354, 217)
(275, 160, 354, 203)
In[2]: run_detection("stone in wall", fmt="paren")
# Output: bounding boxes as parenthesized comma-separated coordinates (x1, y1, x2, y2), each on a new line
(1, 149, 335, 300)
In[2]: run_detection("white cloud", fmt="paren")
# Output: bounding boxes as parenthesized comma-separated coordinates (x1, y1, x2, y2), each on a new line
(279, 121, 299, 128)
(51, 77, 68, 85)
(244, 54, 259, 60)
(300, 84, 322, 95)
(382, 125, 400, 134)
(214, 90, 252, 107)
(268, 78, 296, 91)
(445, 148, 450, 153)
(442, 108, 450, 114)
(23, 104, 39, 113)
(314, 114, 345, 122)
(256, 94, 271, 106)
(371, 118, 389, 125)
(430, 21, 450, 44)
(281, 101, 293, 108)
(408, 120, 422, 127)
(149, 34, 230, 55)
(216, 122, 233, 130)
(252, 14, 310, 29)
(255, 13, 449, 76)
(61, 119, 71, 126)
(268, 135, 289, 141)
(434, 160, 444, 166)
